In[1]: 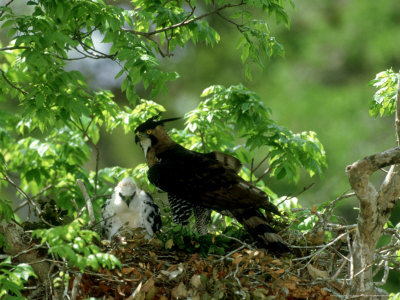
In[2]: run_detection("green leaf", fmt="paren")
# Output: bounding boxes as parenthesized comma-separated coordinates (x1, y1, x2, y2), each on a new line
(369, 69, 398, 117)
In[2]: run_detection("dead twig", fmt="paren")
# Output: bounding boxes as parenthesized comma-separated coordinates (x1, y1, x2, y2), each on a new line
(71, 273, 82, 300)
(76, 179, 95, 226)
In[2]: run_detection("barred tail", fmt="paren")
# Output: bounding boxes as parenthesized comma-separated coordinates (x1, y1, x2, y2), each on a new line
(231, 208, 290, 253)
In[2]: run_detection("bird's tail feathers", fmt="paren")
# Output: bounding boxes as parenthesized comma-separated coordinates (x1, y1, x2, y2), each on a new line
(232, 208, 289, 253)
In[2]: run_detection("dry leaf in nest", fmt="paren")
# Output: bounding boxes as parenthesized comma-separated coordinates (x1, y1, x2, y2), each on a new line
(232, 255, 243, 265)
(127, 278, 156, 300)
(171, 282, 188, 299)
(165, 238, 174, 249)
(189, 274, 202, 289)
(160, 263, 184, 281)
(307, 264, 329, 279)
(141, 278, 157, 300)
(127, 281, 142, 300)
(305, 229, 325, 245)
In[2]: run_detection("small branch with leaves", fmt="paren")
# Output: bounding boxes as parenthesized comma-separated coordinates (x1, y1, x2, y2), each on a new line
(124, 2, 246, 37)
(0, 68, 28, 95)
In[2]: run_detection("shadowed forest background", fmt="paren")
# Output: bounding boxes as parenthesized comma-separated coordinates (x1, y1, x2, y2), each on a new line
(2, 0, 400, 294)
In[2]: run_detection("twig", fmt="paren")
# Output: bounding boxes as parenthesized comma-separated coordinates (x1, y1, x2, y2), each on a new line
(219, 233, 255, 250)
(395, 71, 400, 146)
(124, 1, 245, 36)
(76, 179, 95, 226)
(0, 68, 28, 95)
(254, 165, 272, 184)
(252, 152, 271, 174)
(70, 117, 100, 197)
(276, 183, 315, 207)
(347, 232, 354, 286)
(94, 145, 100, 197)
(32, 184, 53, 199)
(13, 200, 28, 213)
(72, 46, 100, 60)
(332, 256, 348, 280)
(219, 244, 246, 261)
(70, 198, 80, 214)
(225, 263, 242, 288)
(71, 273, 82, 300)
(78, 40, 116, 59)
(10, 244, 44, 260)
(0, 46, 29, 51)
(216, 11, 244, 32)
(0, 172, 54, 227)
(292, 230, 350, 266)
(249, 158, 254, 183)
(0, 0, 14, 18)
(322, 191, 355, 224)
(199, 131, 207, 153)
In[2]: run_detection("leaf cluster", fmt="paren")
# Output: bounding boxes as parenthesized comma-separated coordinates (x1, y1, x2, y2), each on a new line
(0, 257, 37, 299)
(32, 218, 121, 272)
(160, 224, 252, 257)
(178, 84, 326, 183)
(369, 69, 398, 117)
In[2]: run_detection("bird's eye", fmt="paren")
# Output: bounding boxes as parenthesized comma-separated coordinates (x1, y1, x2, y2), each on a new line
(146, 129, 152, 134)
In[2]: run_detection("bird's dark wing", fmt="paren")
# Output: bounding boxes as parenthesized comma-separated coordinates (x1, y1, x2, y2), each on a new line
(204, 151, 242, 173)
(231, 208, 289, 252)
(148, 145, 271, 211)
(141, 191, 162, 233)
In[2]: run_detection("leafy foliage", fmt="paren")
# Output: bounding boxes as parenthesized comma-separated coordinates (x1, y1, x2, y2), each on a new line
(177, 84, 326, 182)
(0, 257, 37, 299)
(369, 69, 398, 117)
(33, 218, 121, 272)
(0, 0, 330, 296)
(160, 224, 252, 257)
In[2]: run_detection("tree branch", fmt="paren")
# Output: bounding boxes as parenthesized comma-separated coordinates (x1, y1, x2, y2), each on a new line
(0, 0, 14, 18)
(0, 171, 54, 227)
(345, 146, 400, 297)
(0, 68, 28, 95)
(76, 179, 95, 226)
(124, 1, 245, 37)
(395, 71, 400, 146)
(0, 46, 29, 51)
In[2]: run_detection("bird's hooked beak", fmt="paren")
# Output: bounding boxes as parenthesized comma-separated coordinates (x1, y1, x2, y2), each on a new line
(135, 132, 147, 145)
(126, 190, 136, 206)
(134, 133, 141, 144)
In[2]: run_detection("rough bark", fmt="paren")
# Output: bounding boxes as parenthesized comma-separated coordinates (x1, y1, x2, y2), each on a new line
(346, 147, 400, 299)
(0, 223, 53, 296)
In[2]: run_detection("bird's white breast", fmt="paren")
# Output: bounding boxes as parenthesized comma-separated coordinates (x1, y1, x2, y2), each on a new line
(140, 138, 152, 157)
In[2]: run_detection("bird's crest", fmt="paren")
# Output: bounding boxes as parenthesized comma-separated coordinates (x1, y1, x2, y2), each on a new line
(135, 116, 181, 133)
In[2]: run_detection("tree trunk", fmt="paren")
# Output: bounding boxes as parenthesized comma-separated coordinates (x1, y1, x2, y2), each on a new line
(346, 148, 400, 299)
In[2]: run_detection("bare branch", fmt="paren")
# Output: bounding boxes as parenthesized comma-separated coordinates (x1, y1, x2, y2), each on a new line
(254, 164, 273, 183)
(0, 171, 54, 227)
(199, 130, 207, 153)
(395, 71, 400, 146)
(0, 46, 29, 51)
(71, 273, 82, 300)
(252, 152, 271, 174)
(76, 179, 95, 226)
(216, 11, 244, 32)
(249, 157, 254, 183)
